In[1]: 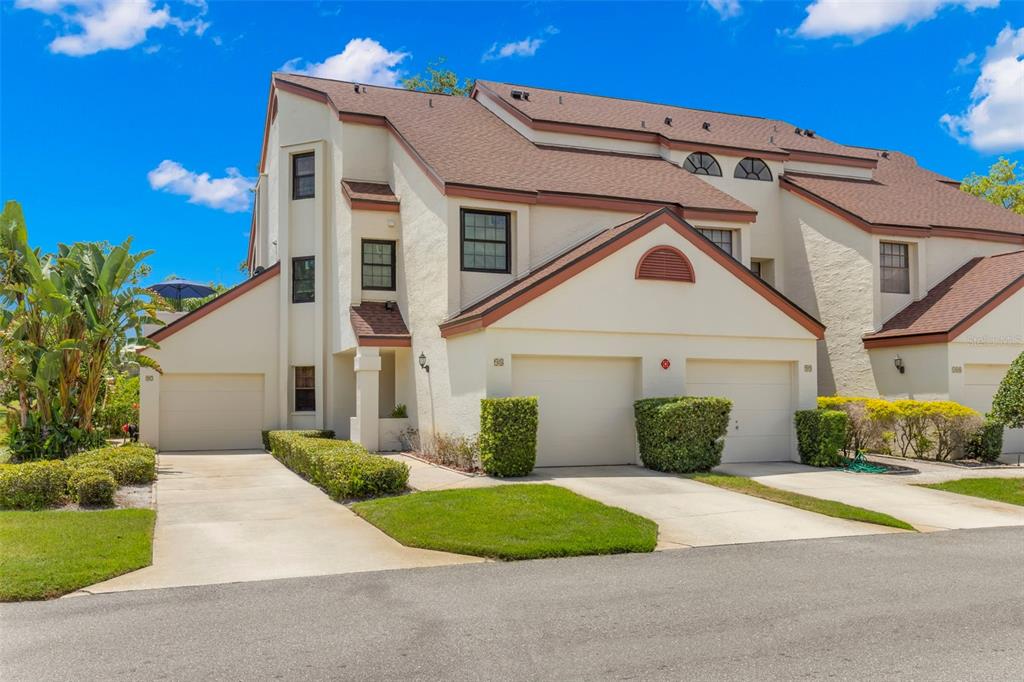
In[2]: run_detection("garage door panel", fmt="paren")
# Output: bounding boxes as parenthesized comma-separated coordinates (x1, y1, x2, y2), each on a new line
(687, 360, 795, 463)
(160, 373, 264, 451)
(512, 356, 638, 467)
(964, 364, 1024, 455)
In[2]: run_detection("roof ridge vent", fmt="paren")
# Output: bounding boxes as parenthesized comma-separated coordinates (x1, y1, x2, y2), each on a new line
(804, 129, 816, 138)
(664, 116, 672, 126)
(702, 121, 711, 131)
(510, 89, 530, 101)
(794, 127, 802, 135)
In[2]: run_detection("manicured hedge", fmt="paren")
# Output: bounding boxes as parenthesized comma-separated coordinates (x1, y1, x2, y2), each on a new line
(794, 409, 848, 467)
(965, 417, 1004, 463)
(0, 461, 70, 510)
(634, 397, 732, 473)
(817, 397, 985, 461)
(262, 429, 333, 452)
(479, 397, 538, 477)
(265, 430, 407, 500)
(66, 446, 156, 486)
(990, 351, 1023, 429)
(69, 467, 117, 507)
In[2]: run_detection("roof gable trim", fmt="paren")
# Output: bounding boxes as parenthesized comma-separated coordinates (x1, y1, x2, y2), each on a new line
(440, 208, 824, 339)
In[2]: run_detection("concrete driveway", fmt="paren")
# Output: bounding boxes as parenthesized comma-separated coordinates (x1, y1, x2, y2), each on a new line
(394, 458, 898, 548)
(719, 462, 1024, 532)
(86, 451, 481, 594)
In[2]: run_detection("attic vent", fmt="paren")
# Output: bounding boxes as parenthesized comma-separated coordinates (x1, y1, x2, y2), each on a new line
(702, 121, 711, 131)
(664, 116, 673, 126)
(880, 151, 890, 159)
(558, 95, 563, 104)
(510, 89, 530, 101)
(804, 129, 816, 138)
(384, 301, 397, 311)
(635, 246, 695, 283)
(354, 84, 361, 93)
(794, 127, 803, 135)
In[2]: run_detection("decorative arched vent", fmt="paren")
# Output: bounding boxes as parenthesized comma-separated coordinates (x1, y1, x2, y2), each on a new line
(635, 246, 695, 283)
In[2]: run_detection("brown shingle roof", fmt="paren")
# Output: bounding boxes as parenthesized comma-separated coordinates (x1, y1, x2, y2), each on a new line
(273, 73, 753, 217)
(440, 208, 825, 339)
(783, 152, 1024, 236)
(864, 250, 1024, 346)
(342, 180, 398, 204)
(350, 302, 410, 346)
(474, 80, 879, 163)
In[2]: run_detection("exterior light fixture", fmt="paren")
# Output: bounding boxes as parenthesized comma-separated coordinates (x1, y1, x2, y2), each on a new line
(418, 352, 429, 373)
(894, 356, 905, 374)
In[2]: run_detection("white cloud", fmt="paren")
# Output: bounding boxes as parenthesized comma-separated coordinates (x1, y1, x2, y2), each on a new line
(15, 0, 209, 56)
(482, 26, 558, 61)
(955, 51, 977, 71)
(795, 0, 999, 41)
(941, 25, 1024, 153)
(147, 160, 253, 213)
(280, 38, 410, 86)
(706, 0, 742, 19)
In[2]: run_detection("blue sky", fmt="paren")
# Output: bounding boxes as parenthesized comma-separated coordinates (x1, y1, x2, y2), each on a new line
(2, 1, 1022, 287)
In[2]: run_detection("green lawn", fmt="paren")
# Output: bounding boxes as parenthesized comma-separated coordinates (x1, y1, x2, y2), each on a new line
(690, 473, 916, 531)
(0, 509, 155, 601)
(352, 484, 658, 560)
(920, 478, 1024, 506)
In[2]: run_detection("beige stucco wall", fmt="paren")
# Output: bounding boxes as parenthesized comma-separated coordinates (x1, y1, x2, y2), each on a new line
(869, 344, 951, 400)
(139, 274, 281, 449)
(440, 222, 818, 458)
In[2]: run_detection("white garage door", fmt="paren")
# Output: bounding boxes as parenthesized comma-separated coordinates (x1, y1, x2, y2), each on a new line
(159, 373, 264, 451)
(686, 360, 795, 462)
(511, 356, 639, 467)
(963, 364, 1024, 455)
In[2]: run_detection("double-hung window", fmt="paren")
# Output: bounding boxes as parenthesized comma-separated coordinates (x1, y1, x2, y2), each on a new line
(292, 153, 315, 199)
(292, 256, 315, 303)
(461, 209, 511, 273)
(880, 242, 910, 294)
(294, 367, 315, 412)
(362, 240, 396, 291)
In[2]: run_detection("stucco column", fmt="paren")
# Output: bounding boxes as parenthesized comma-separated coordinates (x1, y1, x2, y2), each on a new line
(138, 368, 160, 450)
(352, 347, 381, 451)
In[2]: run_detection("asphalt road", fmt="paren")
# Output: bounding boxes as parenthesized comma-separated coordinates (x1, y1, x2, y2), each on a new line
(3, 528, 1023, 681)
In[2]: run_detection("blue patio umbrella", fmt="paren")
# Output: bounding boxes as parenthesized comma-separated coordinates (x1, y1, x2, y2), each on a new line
(148, 279, 217, 310)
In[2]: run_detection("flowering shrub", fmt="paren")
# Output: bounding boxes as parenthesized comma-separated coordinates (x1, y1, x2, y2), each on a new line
(816, 397, 983, 461)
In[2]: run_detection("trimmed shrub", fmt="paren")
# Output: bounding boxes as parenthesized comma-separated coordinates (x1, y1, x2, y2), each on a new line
(0, 460, 70, 510)
(69, 467, 117, 507)
(265, 430, 407, 500)
(66, 445, 157, 485)
(262, 429, 332, 452)
(965, 417, 1004, 463)
(991, 351, 1024, 429)
(635, 397, 732, 473)
(479, 397, 538, 477)
(795, 409, 848, 467)
(817, 396, 983, 460)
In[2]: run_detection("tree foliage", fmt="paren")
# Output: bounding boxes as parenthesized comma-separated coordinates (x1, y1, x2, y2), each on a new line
(401, 58, 474, 96)
(961, 157, 1024, 216)
(991, 352, 1024, 429)
(0, 200, 160, 459)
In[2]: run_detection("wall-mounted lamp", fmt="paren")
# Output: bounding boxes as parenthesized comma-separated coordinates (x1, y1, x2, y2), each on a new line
(894, 356, 905, 374)
(418, 352, 430, 373)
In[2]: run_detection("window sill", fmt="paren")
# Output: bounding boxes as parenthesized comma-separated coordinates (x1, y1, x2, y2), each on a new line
(290, 411, 316, 416)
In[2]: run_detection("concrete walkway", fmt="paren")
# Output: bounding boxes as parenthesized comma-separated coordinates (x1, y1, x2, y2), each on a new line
(86, 451, 481, 594)
(389, 455, 897, 548)
(719, 462, 1024, 532)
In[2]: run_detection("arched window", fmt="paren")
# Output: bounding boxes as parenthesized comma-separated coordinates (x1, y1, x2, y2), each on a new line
(734, 157, 772, 181)
(635, 246, 695, 283)
(682, 152, 722, 177)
